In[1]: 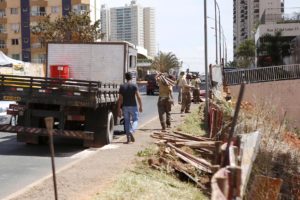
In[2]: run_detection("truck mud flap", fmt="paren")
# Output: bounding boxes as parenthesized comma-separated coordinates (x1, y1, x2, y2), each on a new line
(0, 125, 94, 140)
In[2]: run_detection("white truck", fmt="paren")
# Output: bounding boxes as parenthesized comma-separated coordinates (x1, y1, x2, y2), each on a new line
(0, 42, 137, 147)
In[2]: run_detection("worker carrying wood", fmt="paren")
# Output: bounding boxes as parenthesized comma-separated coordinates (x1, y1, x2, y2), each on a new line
(155, 72, 175, 132)
(180, 73, 194, 113)
(191, 74, 201, 103)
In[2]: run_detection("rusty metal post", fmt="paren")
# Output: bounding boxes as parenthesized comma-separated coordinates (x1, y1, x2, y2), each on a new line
(45, 117, 58, 200)
(222, 83, 245, 167)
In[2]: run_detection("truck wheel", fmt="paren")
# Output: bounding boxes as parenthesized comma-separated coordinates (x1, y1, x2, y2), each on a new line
(94, 111, 114, 147)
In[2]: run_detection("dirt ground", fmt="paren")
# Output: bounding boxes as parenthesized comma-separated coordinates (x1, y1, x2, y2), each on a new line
(6, 103, 199, 200)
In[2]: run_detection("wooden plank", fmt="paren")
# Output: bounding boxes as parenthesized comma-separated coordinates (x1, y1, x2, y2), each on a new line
(167, 143, 212, 170)
(174, 152, 212, 173)
(172, 131, 209, 141)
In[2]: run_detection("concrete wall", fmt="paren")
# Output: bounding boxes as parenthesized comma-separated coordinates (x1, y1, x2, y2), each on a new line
(229, 79, 300, 129)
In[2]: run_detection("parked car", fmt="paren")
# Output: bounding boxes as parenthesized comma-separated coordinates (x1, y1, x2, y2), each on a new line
(145, 74, 159, 95)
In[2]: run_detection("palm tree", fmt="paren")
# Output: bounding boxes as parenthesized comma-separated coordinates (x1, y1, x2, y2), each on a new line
(151, 51, 179, 72)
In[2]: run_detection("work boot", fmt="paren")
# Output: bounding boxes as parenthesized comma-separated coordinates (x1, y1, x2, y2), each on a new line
(161, 123, 166, 132)
(126, 135, 131, 144)
(130, 133, 135, 142)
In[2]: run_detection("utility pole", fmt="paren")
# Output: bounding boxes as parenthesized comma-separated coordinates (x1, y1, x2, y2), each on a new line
(217, 3, 222, 65)
(204, 0, 209, 131)
(214, 0, 218, 64)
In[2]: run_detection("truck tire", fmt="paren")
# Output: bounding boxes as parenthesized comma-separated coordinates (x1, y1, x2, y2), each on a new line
(95, 111, 114, 146)
(84, 108, 115, 147)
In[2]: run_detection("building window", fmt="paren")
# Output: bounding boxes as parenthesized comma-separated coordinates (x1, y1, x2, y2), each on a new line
(22, 7, 28, 13)
(12, 39, 19, 45)
(23, 53, 29, 58)
(0, 9, 6, 17)
(0, 40, 6, 48)
(12, 54, 20, 60)
(0, 24, 5, 33)
(31, 6, 46, 16)
(23, 21, 29, 27)
(51, 6, 60, 13)
(11, 23, 20, 33)
(23, 38, 29, 43)
(10, 8, 18, 15)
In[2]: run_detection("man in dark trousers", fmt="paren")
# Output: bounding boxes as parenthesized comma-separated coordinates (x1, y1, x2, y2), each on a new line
(156, 73, 174, 132)
(117, 72, 143, 143)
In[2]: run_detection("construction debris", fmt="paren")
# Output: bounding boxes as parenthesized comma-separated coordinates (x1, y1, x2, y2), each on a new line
(150, 131, 221, 191)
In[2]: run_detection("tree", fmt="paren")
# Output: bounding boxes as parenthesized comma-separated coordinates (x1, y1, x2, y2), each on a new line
(151, 51, 180, 72)
(32, 11, 104, 44)
(257, 31, 291, 67)
(237, 39, 255, 68)
(225, 60, 237, 68)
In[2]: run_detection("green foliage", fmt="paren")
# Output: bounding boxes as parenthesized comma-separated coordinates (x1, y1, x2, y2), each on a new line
(176, 108, 206, 136)
(31, 11, 104, 44)
(137, 146, 158, 157)
(257, 31, 291, 67)
(237, 39, 255, 68)
(225, 60, 237, 68)
(151, 51, 180, 72)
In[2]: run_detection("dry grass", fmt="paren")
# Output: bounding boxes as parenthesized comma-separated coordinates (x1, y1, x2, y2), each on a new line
(236, 101, 300, 199)
(93, 151, 208, 200)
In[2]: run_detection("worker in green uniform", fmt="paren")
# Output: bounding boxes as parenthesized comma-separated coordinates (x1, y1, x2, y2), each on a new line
(156, 73, 174, 132)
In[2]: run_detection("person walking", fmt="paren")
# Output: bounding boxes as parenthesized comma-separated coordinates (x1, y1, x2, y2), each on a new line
(191, 74, 201, 103)
(180, 75, 194, 113)
(117, 72, 143, 143)
(156, 73, 174, 132)
(176, 72, 185, 104)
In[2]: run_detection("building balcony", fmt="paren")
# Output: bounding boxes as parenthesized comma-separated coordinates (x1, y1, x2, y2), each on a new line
(31, 46, 46, 54)
(0, 17, 7, 24)
(30, 13, 46, 22)
(0, 47, 8, 54)
(0, 32, 7, 40)
(30, 0, 47, 7)
(72, 0, 90, 5)
(0, 2, 7, 9)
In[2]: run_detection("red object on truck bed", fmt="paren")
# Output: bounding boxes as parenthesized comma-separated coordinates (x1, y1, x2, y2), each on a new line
(50, 65, 70, 79)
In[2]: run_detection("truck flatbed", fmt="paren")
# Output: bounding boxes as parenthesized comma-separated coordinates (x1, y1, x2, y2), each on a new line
(0, 74, 119, 108)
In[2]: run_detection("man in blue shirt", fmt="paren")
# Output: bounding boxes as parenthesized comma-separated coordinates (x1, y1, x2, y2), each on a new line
(117, 72, 143, 143)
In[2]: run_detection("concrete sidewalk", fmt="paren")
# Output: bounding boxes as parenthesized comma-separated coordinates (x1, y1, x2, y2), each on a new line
(7, 103, 199, 200)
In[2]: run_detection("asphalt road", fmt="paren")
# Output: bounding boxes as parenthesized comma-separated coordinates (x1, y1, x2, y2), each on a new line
(0, 91, 166, 199)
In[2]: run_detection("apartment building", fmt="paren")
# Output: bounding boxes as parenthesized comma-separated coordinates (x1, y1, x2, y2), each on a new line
(101, 0, 156, 57)
(0, 0, 100, 63)
(233, 0, 284, 57)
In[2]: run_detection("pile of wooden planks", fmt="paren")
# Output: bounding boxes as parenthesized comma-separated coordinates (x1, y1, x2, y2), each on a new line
(150, 131, 222, 190)
(155, 72, 176, 86)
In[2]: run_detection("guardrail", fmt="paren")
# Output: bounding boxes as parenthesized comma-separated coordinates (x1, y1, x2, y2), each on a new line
(224, 64, 300, 85)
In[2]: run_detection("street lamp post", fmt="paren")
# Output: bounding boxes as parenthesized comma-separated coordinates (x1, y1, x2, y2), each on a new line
(215, 2, 222, 65)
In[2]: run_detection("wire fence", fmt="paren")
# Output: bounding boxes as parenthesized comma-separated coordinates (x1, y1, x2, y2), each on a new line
(224, 64, 300, 86)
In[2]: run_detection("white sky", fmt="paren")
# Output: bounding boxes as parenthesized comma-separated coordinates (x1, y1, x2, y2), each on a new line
(100, 0, 300, 73)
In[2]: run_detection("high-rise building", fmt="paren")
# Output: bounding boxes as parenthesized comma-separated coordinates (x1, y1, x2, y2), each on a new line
(101, 1, 156, 57)
(0, 0, 100, 63)
(233, 0, 284, 57)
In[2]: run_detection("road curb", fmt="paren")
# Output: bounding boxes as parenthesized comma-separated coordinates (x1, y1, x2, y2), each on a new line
(3, 106, 171, 200)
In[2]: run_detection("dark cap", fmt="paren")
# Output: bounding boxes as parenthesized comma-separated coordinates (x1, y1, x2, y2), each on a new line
(125, 72, 132, 80)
